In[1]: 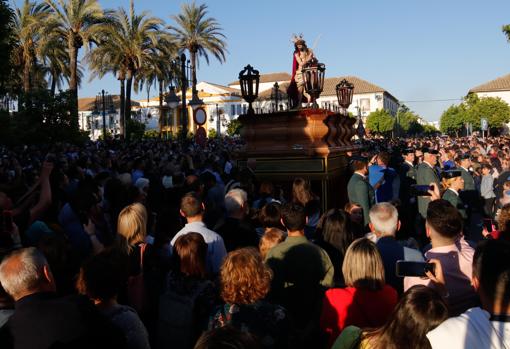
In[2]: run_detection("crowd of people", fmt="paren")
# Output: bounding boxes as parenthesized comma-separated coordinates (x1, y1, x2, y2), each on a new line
(0, 135, 509, 349)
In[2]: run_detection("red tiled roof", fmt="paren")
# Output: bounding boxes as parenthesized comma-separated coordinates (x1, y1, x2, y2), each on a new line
(469, 74, 510, 93)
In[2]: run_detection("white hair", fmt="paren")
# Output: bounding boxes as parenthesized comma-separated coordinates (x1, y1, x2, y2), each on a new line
(369, 203, 399, 236)
(0, 247, 49, 299)
(224, 188, 248, 215)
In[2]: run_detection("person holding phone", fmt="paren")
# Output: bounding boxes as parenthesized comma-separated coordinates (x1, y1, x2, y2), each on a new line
(426, 240, 510, 349)
(404, 200, 477, 316)
(416, 148, 441, 219)
(441, 170, 467, 220)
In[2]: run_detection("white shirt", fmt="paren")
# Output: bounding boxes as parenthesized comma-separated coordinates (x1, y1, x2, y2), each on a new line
(427, 307, 510, 349)
(448, 188, 459, 196)
(170, 221, 227, 274)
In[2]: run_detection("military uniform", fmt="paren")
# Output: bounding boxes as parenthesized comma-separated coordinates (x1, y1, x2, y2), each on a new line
(460, 167, 475, 191)
(399, 160, 417, 237)
(459, 166, 478, 213)
(442, 188, 468, 220)
(416, 162, 440, 218)
(347, 172, 375, 226)
(399, 161, 417, 205)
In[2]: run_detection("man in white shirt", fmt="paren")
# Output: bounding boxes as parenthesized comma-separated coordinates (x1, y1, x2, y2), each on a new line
(427, 240, 510, 349)
(170, 192, 227, 274)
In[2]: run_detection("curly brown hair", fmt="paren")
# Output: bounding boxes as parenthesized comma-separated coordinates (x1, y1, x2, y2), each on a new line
(498, 204, 510, 234)
(220, 248, 272, 305)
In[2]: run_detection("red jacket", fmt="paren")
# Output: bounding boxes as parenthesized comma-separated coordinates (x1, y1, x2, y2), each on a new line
(320, 285, 398, 347)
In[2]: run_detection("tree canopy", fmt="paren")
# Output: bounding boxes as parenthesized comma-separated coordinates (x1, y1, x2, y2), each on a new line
(366, 109, 394, 136)
(439, 94, 510, 135)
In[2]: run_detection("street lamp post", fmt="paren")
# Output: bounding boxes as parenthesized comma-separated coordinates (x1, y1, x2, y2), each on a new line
(92, 90, 115, 140)
(165, 85, 180, 138)
(216, 104, 221, 136)
(239, 65, 260, 115)
(335, 79, 354, 116)
(302, 59, 326, 109)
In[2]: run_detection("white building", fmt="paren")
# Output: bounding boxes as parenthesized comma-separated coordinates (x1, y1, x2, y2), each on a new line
(468, 73, 510, 132)
(469, 73, 510, 105)
(229, 72, 399, 122)
(78, 96, 141, 140)
(79, 73, 399, 139)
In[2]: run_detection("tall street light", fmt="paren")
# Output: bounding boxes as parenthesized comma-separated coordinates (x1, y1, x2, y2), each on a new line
(302, 59, 326, 109)
(335, 79, 354, 116)
(92, 90, 116, 139)
(239, 65, 260, 115)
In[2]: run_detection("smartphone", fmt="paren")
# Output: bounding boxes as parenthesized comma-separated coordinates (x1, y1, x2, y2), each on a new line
(396, 261, 435, 278)
(483, 219, 494, 233)
(410, 184, 433, 196)
(2, 210, 13, 232)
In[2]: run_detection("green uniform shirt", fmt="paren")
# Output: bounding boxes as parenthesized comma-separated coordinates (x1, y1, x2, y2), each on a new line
(347, 173, 375, 226)
(442, 188, 467, 219)
(416, 162, 440, 218)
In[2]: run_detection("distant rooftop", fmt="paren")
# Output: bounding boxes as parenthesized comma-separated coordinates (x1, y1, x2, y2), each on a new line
(228, 72, 292, 86)
(78, 96, 140, 111)
(469, 73, 510, 93)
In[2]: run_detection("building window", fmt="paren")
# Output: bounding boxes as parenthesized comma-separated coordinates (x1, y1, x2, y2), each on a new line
(231, 105, 235, 115)
(360, 98, 370, 112)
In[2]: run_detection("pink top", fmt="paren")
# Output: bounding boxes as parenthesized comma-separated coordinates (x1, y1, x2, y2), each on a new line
(404, 237, 477, 315)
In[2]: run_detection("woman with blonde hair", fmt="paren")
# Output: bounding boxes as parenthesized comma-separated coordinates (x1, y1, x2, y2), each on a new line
(115, 203, 150, 314)
(320, 238, 398, 347)
(209, 247, 290, 349)
(441, 170, 467, 220)
(117, 203, 148, 254)
(258, 228, 285, 259)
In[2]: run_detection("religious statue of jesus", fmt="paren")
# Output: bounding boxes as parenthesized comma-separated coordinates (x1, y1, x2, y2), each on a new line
(288, 34, 316, 108)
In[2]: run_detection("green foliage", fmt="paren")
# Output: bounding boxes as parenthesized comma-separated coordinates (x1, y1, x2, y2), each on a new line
(226, 118, 242, 136)
(126, 118, 146, 141)
(0, 0, 14, 95)
(0, 89, 86, 145)
(396, 105, 424, 136)
(143, 129, 159, 139)
(440, 104, 466, 135)
(503, 24, 510, 42)
(366, 109, 394, 135)
(208, 128, 217, 138)
(423, 124, 440, 136)
(439, 94, 510, 134)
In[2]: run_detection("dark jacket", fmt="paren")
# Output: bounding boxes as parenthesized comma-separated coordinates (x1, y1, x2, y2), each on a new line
(0, 292, 126, 349)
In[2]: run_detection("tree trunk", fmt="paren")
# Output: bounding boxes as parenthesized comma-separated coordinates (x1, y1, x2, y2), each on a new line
(159, 79, 163, 138)
(50, 72, 57, 97)
(190, 50, 197, 95)
(125, 69, 133, 125)
(119, 77, 125, 139)
(23, 59, 31, 93)
(68, 36, 79, 117)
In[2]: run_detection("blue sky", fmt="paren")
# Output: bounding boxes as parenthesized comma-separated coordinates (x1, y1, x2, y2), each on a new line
(29, 0, 510, 121)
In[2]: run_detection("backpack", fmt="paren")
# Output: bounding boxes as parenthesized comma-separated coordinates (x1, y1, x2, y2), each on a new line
(157, 280, 210, 349)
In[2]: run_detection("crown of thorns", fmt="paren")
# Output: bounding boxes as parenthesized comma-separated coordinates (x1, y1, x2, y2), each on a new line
(291, 33, 305, 44)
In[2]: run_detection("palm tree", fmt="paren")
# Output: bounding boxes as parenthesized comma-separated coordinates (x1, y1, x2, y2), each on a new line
(40, 34, 83, 96)
(12, 0, 52, 92)
(503, 24, 510, 42)
(168, 1, 227, 98)
(135, 45, 178, 137)
(88, 0, 171, 138)
(44, 0, 108, 110)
